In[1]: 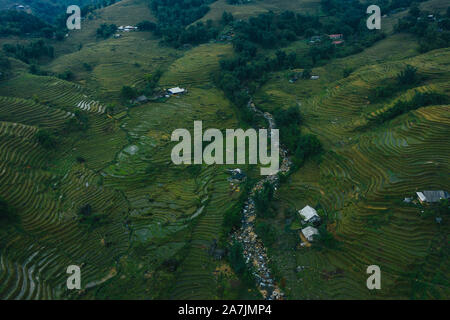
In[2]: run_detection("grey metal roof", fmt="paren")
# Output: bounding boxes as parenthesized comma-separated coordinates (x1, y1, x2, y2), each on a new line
(421, 190, 449, 203)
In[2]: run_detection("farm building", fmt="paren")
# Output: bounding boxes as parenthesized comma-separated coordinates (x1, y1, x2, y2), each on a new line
(227, 168, 246, 181)
(301, 226, 319, 242)
(328, 34, 343, 40)
(167, 87, 186, 95)
(416, 190, 449, 203)
(298, 205, 321, 225)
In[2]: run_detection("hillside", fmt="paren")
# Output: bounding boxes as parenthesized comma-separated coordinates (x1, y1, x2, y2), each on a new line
(0, 0, 449, 300)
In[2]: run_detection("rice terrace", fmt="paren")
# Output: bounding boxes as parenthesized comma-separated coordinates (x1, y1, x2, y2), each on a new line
(0, 0, 449, 304)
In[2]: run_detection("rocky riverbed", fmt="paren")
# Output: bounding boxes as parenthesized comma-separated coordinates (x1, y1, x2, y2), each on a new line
(231, 101, 292, 300)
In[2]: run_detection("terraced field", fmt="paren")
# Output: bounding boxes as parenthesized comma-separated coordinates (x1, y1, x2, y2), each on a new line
(1, 0, 448, 300)
(0, 35, 248, 299)
(254, 44, 450, 299)
(159, 44, 234, 87)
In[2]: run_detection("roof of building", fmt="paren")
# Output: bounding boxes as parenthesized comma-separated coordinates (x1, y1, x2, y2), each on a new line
(420, 190, 449, 203)
(302, 226, 319, 241)
(168, 87, 185, 94)
(299, 205, 319, 221)
(416, 192, 427, 202)
(329, 34, 343, 38)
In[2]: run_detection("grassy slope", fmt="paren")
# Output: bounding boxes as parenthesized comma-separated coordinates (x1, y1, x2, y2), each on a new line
(200, 0, 322, 22)
(0, 0, 448, 300)
(253, 30, 450, 299)
(0, 0, 248, 300)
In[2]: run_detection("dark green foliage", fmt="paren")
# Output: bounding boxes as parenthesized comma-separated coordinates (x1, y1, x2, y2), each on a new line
(36, 129, 58, 149)
(83, 63, 93, 71)
(0, 197, 19, 224)
(397, 65, 418, 85)
(136, 20, 157, 31)
(254, 182, 275, 218)
(255, 221, 277, 247)
(343, 67, 353, 78)
(221, 11, 234, 25)
(315, 223, 339, 250)
(395, 5, 450, 53)
(58, 70, 74, 81)
(301, 68, 312, 79)
(228, 241, 254, 286)
(0, 53, 11, 78)
(121, 85, 137, 100)
(148, 0, 216, 47)
(65, 110, 89, 132)
(3, 40, 54, 63)
(371, 91, 448, 124)
(293, 134, 323, 167)
(0, 10, 54, 37)
(436, 199, 450, 217)
(78, 204, 108, 230)
(274, 106, 302, 128)
(96, 23, 117, 38)
(143, 69, 162, 95)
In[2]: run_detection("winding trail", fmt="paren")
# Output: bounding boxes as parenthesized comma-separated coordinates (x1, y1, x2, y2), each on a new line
(231, 100, 292, 300)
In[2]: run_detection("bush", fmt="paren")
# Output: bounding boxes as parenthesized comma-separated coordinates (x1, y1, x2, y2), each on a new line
(96, 23, 117, 38)
(137, 20, 156, 31)
(397, 65, 418, 85)
(36, 129, 57, 149)
(121, 85, 137, 100)
(65, 110, 89, 132)
(0, 197, 19, 224)
(255, 221, 277, 247)
(78, 204, 108, 230)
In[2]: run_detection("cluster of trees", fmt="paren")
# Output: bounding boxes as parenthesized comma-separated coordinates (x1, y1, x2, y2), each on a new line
(255, 221, 277, 247)
(395, 6, 450, 53)
(233, 11, 320, 49)
(216, 49, 301, 114)
(0, 53, 11, 78)
(146, 0, 218, 47)
(78, 204, 108, 230)
(136, 20, 157, 31)
(369, 65, 420, 102)
(3, 40, 54, 63)
(0, 10, 56, 38)
(215, 12, 324, 168)
(372, 91, 448, 124)
(36, 129, 58, 149)
(228, 241, 255, 286)
(121, 85, 137, 100)
(0, 197, 18, 225)
(254, 182, 274, 218)
(150, 0, 210, 27)
(143, 69, 163, 96)
(96, 23, 117, 38)
(65, 110, 90, 132)
(274, 106, 322, 167)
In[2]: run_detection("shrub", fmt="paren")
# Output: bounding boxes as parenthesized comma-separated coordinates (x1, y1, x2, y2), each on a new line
(36, 129, 57, 149)
(0, 197, 19, 224)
